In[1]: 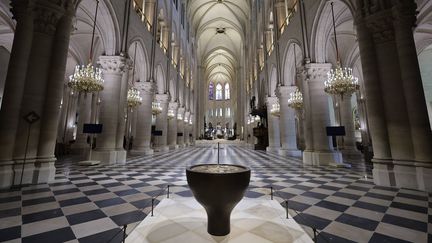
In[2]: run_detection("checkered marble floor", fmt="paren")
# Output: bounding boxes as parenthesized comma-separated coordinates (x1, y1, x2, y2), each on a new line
(0, 142, 431, 243)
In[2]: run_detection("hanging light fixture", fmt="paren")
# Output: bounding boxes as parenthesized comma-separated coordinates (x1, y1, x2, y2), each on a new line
(177, 112, 183, 121)
(127, 88, 142, 108)
(68, 0, 104, 93)
(288, 87, 303, 110)
(270, 101, 280, 117)
(127, 43, 142, 108)
(167, 109, 175, 120)
(287, 44, 304, 110)
(324, 2, 359, 98)
(152, 101, 163, 115)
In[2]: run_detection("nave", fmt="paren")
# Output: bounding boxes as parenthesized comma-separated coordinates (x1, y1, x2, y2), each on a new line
(0, 144, 430, 242)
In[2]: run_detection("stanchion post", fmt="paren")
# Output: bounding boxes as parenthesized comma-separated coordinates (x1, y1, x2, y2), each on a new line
(270, 186, 273, 200)
(151, 198, 154, 216)
(285, 200, 289, 219)
(313, 228, 317, 242)
(167, 185, 170, 198)
(122, 225, 127, 243)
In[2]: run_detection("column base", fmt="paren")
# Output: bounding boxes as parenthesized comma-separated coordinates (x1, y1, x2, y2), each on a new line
(169, 145, 179, 150)
(303, 150, 343, 166)
(278, 148, 302, 157)
(70, 147, 91, 157)
(416, 162, 432, 192)
(34, 157, 56, 184)
(341, 147, 363, 160)
(154, 146, 169, 152)
(12, 159, 36, 186)
(372, 158, 395, 187)
(266, 146, 280, 153)
(91, 149, 127, 165)
(0, 161, 14, 189)
(130, 148, 154, 156)
(393, 160, 418, 190)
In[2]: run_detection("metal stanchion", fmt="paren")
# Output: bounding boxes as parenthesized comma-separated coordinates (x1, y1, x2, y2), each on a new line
(270, 186, 273, 200)
(285, 200, 289, 219)
(151, 198, 154, 216)
(167, 185, 170, 198)
(122, 225, 127, 243)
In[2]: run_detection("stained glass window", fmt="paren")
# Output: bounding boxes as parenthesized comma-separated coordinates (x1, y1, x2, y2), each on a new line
(209, 82, 214, 100)
(216, 83, 223, 100)
(225, 83, 230, 100)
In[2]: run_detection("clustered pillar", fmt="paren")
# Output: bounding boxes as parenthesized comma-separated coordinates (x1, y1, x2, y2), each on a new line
(355, 0, 432, 191)
(0, 0, 75, 188)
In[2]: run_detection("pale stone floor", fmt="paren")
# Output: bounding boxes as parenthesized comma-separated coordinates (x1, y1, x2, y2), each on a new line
(0, 142, 431, 242)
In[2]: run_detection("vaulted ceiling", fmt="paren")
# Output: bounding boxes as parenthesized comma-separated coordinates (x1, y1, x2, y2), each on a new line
(189, 0, 250, 85)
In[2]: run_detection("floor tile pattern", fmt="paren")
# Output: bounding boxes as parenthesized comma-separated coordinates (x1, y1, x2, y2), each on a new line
(0, 143, 431, 243)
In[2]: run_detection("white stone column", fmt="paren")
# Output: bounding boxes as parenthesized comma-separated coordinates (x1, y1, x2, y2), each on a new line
(278, 86, 301, 156)
(302, 63, 342, 166)
(72, 93, 92, 151)
(167, 102, 179, 149)
(184, 111, 190, 146)
(177, 107, 185, 147)
(115, 61, 131, 152)
(266, 96, 281, 152)
(131, 82, 154, 155)
(339, 95, 362, 158)
(0, 1, 34, 188)
(91, 56, 127, 164)
(154, 94, 169, 152)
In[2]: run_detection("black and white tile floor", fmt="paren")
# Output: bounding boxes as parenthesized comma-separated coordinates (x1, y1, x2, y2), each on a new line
(0, 143, 431, 242)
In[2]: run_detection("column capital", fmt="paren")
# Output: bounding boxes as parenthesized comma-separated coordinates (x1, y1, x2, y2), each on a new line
(98, 55, 128, 75)
(135, 81, 154, 94)
(32, 0, 78, 35)
(304, 63, 331, 82)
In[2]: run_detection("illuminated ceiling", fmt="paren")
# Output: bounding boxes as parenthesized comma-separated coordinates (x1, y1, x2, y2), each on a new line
(189, 0, 250, 84)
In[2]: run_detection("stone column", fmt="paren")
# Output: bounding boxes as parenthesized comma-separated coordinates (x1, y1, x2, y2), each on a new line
(12, 1, 70, 186)
(266, 96, 281, 152)
(393, 1, 432, 191)
(339, 95, 362, 159)
(72, 93, 92, 152)
(154, 94, 169, 152)
(167, 102, 178, 149)
(116, 61, 132, 152)
(278, 86, 301, 156)
(184, 111, 190, 146)
(177, 107, 185, 147)
(131, 81, 154, 155)
(34, 6, 75, 183)
(355, 11, 393, 186)
(302, 63, 342, 166)
(91, 56, 127, 164)
(0, 1, 34, 188)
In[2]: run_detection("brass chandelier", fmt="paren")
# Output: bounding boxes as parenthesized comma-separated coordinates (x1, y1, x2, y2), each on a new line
(68, 0, 104, 94)
(324, 2, 359, 98)
(288, 87, 303, 110)
(270, 100, 280, 117)
(127, 88, 142, 108)
(167, 109, 175, 120)
(152, 101, 163, 115)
